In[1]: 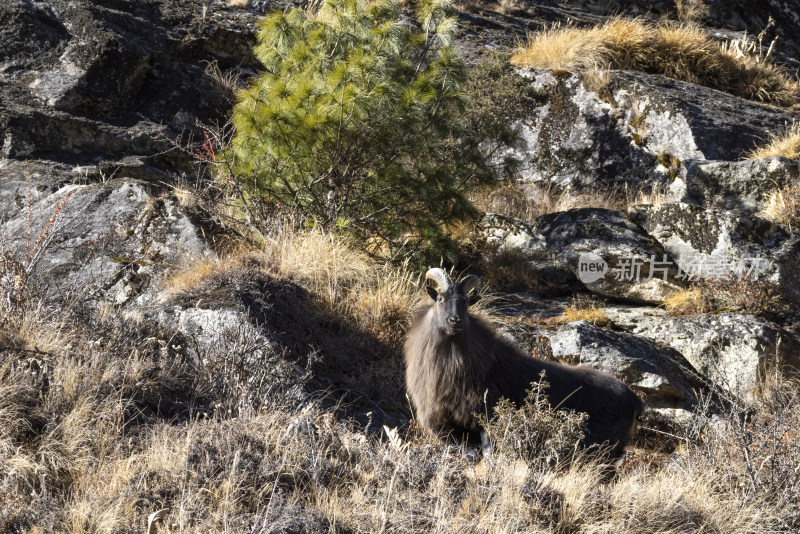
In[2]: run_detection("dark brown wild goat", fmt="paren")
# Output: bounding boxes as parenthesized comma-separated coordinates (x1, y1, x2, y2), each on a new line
(403, 268, 642, 459)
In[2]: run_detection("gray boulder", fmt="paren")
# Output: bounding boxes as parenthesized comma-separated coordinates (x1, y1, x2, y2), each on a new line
(508, 68, 798, 193)
(478, 209, 686, 304)
(607, 310, 800, 399)
(546, 320, 701, 410)
(536, 208, 685, 304)
(680, 157, 800, 212)
(477, 212, 579, 293)
(0, 173, 214, 306)
(607, 70, 798, 163)
(628, 202, 800, 302)
(511, 69, 665, 190)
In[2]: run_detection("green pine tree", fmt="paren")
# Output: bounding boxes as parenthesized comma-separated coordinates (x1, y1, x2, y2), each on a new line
(230, 0, 498, 258)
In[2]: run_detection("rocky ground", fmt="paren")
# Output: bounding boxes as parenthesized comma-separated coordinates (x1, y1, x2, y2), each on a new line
(2, 0, 800, 531)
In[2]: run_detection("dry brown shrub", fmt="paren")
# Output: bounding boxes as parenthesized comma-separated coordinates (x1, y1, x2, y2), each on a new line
(699, 276, 782, 314)
(664, 276, 782, 316)
(581, 65, 611, 93)
(479, 376, 588, 469)
(682, 375, 800, 530)
(471, 181, 625, 223)
(760, 182, 800, 233)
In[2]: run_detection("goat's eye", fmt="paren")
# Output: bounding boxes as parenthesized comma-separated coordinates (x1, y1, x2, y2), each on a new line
(437, 294, 444, 302)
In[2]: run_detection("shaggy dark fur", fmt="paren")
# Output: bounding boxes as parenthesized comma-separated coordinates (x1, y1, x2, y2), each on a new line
(403, 273, 643, 459)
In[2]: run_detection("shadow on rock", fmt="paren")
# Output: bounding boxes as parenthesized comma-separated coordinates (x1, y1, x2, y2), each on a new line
(161, 257, 409, 433)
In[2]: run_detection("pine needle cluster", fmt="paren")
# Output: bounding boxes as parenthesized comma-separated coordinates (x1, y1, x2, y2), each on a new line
(231, 0, 497, 258)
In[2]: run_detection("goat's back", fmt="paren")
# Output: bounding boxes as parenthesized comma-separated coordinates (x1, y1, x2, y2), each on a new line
(483, 326, 642, 456)
(404, 308, 642, 458)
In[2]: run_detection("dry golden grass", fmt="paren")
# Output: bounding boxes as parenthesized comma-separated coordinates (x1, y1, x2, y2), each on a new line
(662, 287, 708, 315)
(1, 271, 794, 532)
(625, 184, 674, 207)
(264, 226, 423, 337)
(164, 224, 423, 341)
(664, 277, 782, 316)
(581, 65, 612, 93)
(164, 254, 253, 297)
(561, 304, 611, 326)
(471, 181, 674, 227)
(512, 18, 800, 106)
(748, 122, 800, 160)
(471, 181, 626, 223)
(760, 182, 800, 232)
(675, 0, 710, 22)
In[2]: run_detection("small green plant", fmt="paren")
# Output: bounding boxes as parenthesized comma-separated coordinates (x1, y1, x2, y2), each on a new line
(479, 374, 588, 468)
(230, 0, 500, 258)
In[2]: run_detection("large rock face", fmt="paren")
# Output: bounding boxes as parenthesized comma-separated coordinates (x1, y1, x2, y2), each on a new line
(510, 69, 665, 190)
(606, 70, 798, 163)
(603, 307, 800, 399)
(628, 202, 800, 302)
(509, 68, 798, 193)
(0, 173, 214, 306)
(479, 209, 685, 304)
(546, 320, 701, 410)
(0, 0, 267, 304)
(0, 0, 262, 166)
(680, 158, 800, 212)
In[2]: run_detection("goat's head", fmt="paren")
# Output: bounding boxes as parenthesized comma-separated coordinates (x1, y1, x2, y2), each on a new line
(425, 268, 481, 336)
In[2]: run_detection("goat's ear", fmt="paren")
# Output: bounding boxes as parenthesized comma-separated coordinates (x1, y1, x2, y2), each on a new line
(426, 284, 438, 301)
(458, 275, 481, 303)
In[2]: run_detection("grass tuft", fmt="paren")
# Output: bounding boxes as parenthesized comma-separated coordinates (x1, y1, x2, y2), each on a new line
(561, 304, 611, 326)
(471, 181, 626, 223)
(662, 287, 708, 315)
(760, 183, 800, 233)
(512, 18, 800, 106)
(748, 121, 800, 160)
(675, 0, 710, 22)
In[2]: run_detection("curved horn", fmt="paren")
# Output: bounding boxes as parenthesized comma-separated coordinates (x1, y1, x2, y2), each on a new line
(425, 268, 453, 293)
(458, 275, 481, 297)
